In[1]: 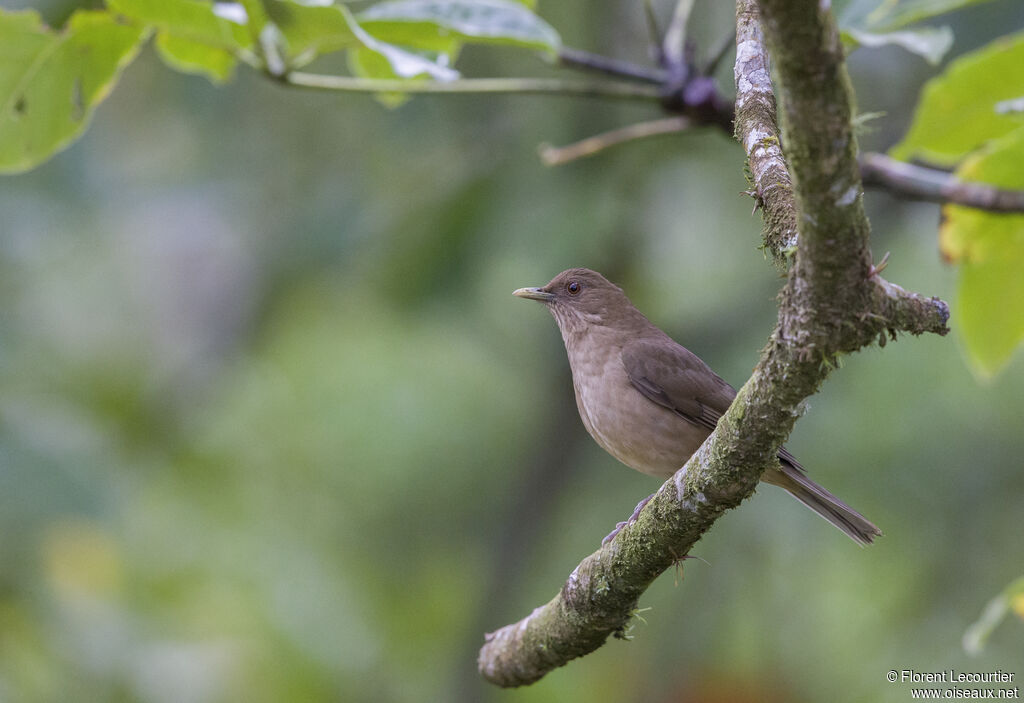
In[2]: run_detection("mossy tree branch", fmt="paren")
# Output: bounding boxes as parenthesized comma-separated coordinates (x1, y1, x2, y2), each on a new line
(478, 0, 948, 688)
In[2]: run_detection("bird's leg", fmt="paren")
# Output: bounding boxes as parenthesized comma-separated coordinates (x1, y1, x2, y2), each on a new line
(602, 493, 655, 545)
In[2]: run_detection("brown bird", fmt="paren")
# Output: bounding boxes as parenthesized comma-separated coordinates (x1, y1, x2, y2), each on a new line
(514, 267, 880, 546)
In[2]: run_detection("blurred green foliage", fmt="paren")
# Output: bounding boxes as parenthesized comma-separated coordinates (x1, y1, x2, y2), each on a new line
(940, 128, 1024, 377)
(0, 9, 144, 173)
(1, 1, 1023, 702)
(891, 31, 1024, 376)
(891, 30, 1024, 167)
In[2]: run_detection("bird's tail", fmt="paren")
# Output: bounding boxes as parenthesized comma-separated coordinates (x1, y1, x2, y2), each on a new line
(763, 457, 882, 546)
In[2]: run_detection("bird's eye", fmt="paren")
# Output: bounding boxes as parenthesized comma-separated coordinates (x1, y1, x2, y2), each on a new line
(566, 280, 581, 295)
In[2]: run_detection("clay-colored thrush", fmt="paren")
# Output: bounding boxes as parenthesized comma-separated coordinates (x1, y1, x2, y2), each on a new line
(514, 267, 880, 545)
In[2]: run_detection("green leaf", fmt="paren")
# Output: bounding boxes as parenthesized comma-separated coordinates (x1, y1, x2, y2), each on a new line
(0, 9, 146, 174)
(880, 0, 1000, 28)
(348, 47, 416, 108)
(842, 26, 953, 65)
(346, 10, 459, 108)
(839, 0, 1002, 32)
(940, 128, 1024, 377)
(891, 32, 1024, 165)
(350, 17, 458, 82)
(154, 32, 237, 82)
(963, 576, 1024, 654)
(106, 0, 252, 51)
(256, 1, 458, 83)
(358, 0, 560, 54)
(236, 0, 269, 35)
(356, 40, 458, 82)
(262, 0, 359, 62)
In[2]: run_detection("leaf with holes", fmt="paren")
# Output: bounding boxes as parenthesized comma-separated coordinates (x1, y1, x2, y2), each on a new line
(0, 9, 146, 174)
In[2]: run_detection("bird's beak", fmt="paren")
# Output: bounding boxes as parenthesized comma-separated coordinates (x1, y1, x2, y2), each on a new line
(513, 286, 556, 302)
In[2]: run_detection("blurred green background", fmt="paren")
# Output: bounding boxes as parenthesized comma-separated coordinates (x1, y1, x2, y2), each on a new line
(2, 1, 1023, 701)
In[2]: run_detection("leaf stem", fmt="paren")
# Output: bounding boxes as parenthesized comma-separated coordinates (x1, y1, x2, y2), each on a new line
(663, 0, 697, 67)
(283, 71, 664, 102)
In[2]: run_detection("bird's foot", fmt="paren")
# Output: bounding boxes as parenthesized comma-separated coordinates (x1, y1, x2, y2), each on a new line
(602, 521, 629, 546)
(601, 494, 655, 546)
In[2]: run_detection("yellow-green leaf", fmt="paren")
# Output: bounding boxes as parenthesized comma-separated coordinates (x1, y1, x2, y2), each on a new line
(964, 576, 1024, 654)
(892, 32, 1024, 166)
(348, 47, 415, 108)
(1012, 591, 1024, 620)
(106, 0, 252, 51)
(940, 128, 1024, 377)
(263, 1, 359, 62)
(155, 32, 237, 83)
(346, 20, 460, 108)
(0, 9, 146, 174)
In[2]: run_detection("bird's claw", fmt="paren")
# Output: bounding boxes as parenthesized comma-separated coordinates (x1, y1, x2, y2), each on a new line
(602, 521, 630, 546)
(601, 494, 655, 546)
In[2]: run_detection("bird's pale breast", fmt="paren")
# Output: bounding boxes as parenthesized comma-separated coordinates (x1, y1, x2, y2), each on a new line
(567, 329, 710, 479)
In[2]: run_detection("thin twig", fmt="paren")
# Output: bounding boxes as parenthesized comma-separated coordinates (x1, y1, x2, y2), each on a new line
(663, 0, 697, 68)
(860, 152, 1024, 213)
(703, 28, 737, 76)
(539, 117, 691, 166)
(283, 72, 664, 102)
(557, 47, 667, 85)
(643, 0, 664, 64)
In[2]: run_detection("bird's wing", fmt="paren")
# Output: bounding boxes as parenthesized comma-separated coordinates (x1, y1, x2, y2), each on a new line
(621, 338, 736, 432)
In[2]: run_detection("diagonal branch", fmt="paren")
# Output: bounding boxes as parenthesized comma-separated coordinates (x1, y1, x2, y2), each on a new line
(663, 0, 697, 69)
(538, 116, 691, 166)
(478, 0, 948, 688)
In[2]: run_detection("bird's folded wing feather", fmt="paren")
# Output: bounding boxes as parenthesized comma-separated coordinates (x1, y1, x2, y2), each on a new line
(621, 339, 736, 432)
(622, 339, 809, 475)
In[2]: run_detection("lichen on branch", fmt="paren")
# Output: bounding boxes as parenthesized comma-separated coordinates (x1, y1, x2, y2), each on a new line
(734, 0, 796, 261)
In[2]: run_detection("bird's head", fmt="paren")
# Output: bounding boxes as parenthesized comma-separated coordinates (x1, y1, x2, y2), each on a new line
(513, 268, 633, 330)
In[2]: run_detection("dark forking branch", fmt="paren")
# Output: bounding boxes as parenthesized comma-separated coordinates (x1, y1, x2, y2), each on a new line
(477, 0, 948, 687)
(550, 41, 1024, 220)
(538, 123, 1024, 219)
